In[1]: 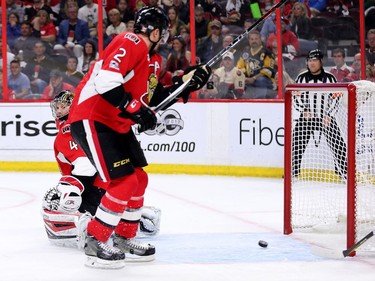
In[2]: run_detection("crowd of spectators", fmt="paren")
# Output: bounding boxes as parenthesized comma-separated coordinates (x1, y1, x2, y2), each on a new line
(0, 0, 374, 101)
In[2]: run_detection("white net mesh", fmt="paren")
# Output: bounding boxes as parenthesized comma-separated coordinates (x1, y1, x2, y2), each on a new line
(288, 80, 375, 251)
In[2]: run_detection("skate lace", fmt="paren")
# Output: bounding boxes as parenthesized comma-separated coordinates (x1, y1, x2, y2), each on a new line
(99, 241, 122, 254)
(127, 239, 149, 250)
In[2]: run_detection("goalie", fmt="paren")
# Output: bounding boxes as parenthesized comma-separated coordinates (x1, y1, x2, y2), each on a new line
(41, 90, 161, 249)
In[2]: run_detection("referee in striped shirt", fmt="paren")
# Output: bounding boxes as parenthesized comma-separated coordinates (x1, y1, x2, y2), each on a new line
(292, 49, 347, 180)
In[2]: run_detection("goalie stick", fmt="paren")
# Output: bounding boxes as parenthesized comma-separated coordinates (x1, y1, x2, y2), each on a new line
(343, 230, 374, 257)
(152, 0, 289, 113)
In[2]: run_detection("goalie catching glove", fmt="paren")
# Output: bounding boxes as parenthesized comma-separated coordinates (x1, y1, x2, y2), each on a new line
(42, 176, 84, 213)
(173, 64, 211, 103)
(119, 94, 157, 132)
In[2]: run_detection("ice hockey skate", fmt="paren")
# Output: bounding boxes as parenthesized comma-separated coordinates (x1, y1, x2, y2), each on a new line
(84, 235, 125, 269)
(113, 234, 155, 262)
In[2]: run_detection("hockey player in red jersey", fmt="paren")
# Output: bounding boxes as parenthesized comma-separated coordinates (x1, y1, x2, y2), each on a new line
(42, 90, 162, 249)
(68, 6, 211, 268)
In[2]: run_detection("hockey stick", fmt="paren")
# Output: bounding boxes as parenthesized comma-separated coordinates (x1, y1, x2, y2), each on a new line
(205, 0, 288, 67)
(343, 230, 374, 257)
(152, 78, 192, 112)
(152, 0, 289, 112)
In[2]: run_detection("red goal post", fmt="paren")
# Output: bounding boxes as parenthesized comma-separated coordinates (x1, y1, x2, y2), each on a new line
(284, 81, 375, 256)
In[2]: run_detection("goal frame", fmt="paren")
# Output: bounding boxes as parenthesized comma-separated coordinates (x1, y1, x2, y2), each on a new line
(284, 83, 357, 256)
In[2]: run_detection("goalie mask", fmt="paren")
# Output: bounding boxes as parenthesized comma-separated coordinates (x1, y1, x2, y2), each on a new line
(50, 90, 75, 120)
(42, 176, 84, 213)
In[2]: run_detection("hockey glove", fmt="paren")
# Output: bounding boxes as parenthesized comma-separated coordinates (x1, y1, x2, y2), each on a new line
(119, 99, 157, 132)
(172, 64, 212, 103)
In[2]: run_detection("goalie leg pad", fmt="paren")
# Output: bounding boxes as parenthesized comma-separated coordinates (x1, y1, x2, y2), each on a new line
(41, 208, 80, 248)
(137, 206, 161, 237)
(75, 212, 93, 250)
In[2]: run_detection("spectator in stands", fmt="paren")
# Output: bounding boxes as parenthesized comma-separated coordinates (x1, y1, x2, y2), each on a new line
(171, 0, 189, 24)
(32, 10, 58, 55)
(6, 12, 21, 51)
(149, 0, 163, 9)
(179, 25, 190, 48)
(126, 20, 135, 32)
(8, 59, 34, 100)
(23, 41, 54, 94)
(329, 48, 357, 82)
(54, 5, 90, 58)
(222, 0, 243, 26)
(365, 29, 375, 68)
(191, 5, 209, 41)
(0, 38, 16, 73)
(365, 5, 375, 32)
(326, 0, 350, 16)
(201, 0, 225, 21)
(77, 39, 98, 74)
(167, 6, 186, 42)
(260, 13, 276, 43)
(78, 0, 108, 37)
(234, 18, 257, 55)
(90, 20, 113, 50)
(222, 34, 242, 63)
(237, 30, 276, 99)
(59, 0, 86, 20)
(351, 52, 361, 79)
(267, 17, 300, 79)
(289, 2, 312, 40)
(158, 56, 173, 86)
(266, 17, 300, 60)
(203, 52, 245, 99)
(350, 52, 373, 81)
(41, 69, 75, 99)
(117, 0, 135, 24)
(198, 20, 224, 64)
(63, 56, 84, 87)
(24, 0, 57, 25)
(0, 69, 15, 100)
(12, 21, 41, 62)
(33, 10, 57, 44)
(0, 0, 25, 24)
(307, 0, 328, 14)
(106, 8, 127, 38)
(166, 35, 191, 74)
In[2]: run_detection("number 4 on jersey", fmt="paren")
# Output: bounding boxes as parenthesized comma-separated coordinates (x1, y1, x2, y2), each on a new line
(69, 140, 78, 151)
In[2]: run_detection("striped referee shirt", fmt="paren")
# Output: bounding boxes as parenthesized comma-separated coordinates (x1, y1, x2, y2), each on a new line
(293, 69, 340, 118)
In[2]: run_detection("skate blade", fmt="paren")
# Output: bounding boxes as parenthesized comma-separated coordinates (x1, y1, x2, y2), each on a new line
(125, 253, 155, 262)
(85, 256, 125, 269)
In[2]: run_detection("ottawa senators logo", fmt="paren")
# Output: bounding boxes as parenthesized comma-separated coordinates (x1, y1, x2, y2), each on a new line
(147, 73, 158, 101)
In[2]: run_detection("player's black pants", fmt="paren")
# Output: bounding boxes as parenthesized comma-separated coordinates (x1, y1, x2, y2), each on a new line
(292, 116, 347, 179)
(70, 120, 147, 183)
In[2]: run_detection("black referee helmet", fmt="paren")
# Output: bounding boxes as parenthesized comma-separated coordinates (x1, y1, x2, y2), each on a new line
(307, 49, 324, 61)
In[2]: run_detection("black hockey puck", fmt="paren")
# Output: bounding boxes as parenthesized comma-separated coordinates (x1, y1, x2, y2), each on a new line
(258, 240, 268, 248)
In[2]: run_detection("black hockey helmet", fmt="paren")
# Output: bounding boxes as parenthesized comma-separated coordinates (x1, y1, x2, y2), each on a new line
(307, 49, 324, 61)
(134, 6, 169, 37)
(50, 90, 75, 120)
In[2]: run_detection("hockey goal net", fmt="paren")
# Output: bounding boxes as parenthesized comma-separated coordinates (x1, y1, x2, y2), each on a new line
(284, 80, 375, 255)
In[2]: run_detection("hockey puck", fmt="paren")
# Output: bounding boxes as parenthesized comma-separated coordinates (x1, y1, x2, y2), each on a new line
(258, 240, 268, 248)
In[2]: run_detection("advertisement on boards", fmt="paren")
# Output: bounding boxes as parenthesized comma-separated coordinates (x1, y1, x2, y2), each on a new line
(0, 102, 284, 167)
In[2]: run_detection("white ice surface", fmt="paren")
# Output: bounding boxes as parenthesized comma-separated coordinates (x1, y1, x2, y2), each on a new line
(1, 172, 375, 281)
